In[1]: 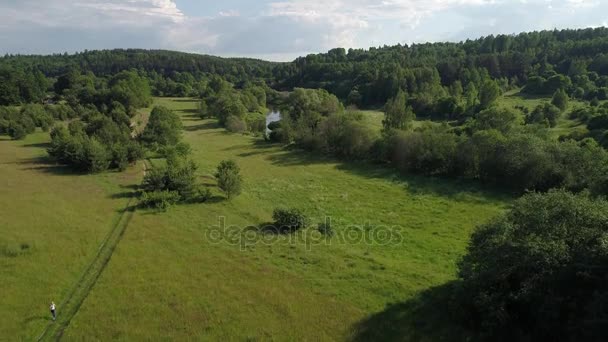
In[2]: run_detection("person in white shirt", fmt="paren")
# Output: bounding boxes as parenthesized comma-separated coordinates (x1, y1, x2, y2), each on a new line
(50, 301, 56, 321)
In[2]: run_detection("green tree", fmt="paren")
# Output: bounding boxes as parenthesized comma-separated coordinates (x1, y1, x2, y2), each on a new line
(383, 90, 415, 131)
(215, 160, 242, 199)
(472, 107, 520, 133)
(141, 106, 183, 148)
(456, 190, 608, 341)
(478, 79, 501, 109)
(551, 88, 569, 111)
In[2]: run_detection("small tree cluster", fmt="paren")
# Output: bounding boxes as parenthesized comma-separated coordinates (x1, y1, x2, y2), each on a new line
(199, 76, 268, 133)
(48, 110, 143, 172)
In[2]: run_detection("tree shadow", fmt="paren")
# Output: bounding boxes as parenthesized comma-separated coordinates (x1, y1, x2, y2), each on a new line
(184, 121, 221, 131)
(336, 162, 511, 202)
(170, 98, 199, 103)
(180, 109, 199, 115)
(22, 142, 51, 149)
(263, 145, 510, 201)
(17, 156, 84, 176)
(109, 190, 140, 200)
(350, 282, 470, 342)
(266, 147, 339, 167)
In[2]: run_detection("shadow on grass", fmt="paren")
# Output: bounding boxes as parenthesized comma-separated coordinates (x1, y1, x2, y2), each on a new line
(350, 282, 469, 342)
(184, 122, 220, 132)
(265, 146, 511, 202)
(17, 156, 84, 176)
(170, 98, 198, 103)
(110, 190, 140, 200)
(22, 142, 51, 149)
(222, 139, 278, 152)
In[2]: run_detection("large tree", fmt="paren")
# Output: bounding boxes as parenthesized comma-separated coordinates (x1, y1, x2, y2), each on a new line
(456, 190, 608, 341)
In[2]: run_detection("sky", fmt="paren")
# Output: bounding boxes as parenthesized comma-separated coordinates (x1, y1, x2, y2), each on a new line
(0, 0, 607, 61)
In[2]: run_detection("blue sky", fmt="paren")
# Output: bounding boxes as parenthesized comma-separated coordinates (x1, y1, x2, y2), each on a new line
(0, 0, 607, 61)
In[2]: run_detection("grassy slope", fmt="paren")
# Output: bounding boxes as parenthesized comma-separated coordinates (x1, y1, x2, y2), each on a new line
(0, 132, 141, 339)
(63, 98, 508, 340)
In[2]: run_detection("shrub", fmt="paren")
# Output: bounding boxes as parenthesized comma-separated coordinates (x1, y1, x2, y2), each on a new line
(215, 160, 242, 199)
(140, 190, 180, 211)
(272, 208, 310, 233)
(195, 186, 213, 203)
(142, 156, 198, 201)
(225, 115, 247, 133)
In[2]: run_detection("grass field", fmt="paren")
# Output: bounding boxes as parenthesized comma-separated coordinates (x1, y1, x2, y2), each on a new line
(42, 98, 509, 340)
(0, 132, 141, 340)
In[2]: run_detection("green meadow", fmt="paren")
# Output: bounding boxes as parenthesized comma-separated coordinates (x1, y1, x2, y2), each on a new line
(0, 132, 141, 340)
(38, 98, 507, 340)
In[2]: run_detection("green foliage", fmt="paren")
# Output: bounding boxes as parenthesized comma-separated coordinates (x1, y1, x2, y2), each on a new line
(383, 90, 415, 131)
(0, 66, 47, 105)
(472, 107, 520, 133)
(316, 112, 378, 159)
(195, 186, 213, 203)
(215, 160, 242, 199)
(526, 103, 561, 127)
(47, 105, 142, 172)
(456, 190, 608, 341)
(140, 106, 183, 148)
(272, 208, 310, 233)
(551, 88, 569, 111)
(225, 115, 247, 133)
(388, 129, 460, 176)
(142, 156, 199, 201)
(478, 80, 501, 109)
(140, 190, 181, 211)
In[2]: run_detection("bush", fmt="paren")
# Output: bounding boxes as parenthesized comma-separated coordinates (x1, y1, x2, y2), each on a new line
(455, 190, 608, 341)
(272, 208, 310, 233)
(215, 160, 242, 199)
(195, 186, 213, 203)
(140, 190, 180, 211)
(225, 115, 247, 133)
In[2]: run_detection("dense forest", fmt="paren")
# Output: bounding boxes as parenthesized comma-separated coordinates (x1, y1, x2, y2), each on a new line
(4, 27, 608, 340)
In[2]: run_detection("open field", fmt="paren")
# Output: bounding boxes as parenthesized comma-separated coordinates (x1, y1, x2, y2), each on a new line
(55, 98, 509, 340)
(0, 132, 141, 340)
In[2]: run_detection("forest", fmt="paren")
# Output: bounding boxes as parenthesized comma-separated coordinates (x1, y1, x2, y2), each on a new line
(3, 27, 608, 341)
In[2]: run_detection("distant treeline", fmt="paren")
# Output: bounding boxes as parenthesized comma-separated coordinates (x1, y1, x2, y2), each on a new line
(277, 27, 608, 106)
(5, 28, 608, 108)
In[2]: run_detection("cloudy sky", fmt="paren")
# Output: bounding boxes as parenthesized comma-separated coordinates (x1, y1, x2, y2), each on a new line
(0, 0, 606, 61)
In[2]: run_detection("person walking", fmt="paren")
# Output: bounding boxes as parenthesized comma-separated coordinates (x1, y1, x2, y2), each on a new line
(50, 301, 56, 321)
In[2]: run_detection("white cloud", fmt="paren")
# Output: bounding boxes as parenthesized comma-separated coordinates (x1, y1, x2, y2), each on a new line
(0, 0, 607, 60)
